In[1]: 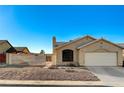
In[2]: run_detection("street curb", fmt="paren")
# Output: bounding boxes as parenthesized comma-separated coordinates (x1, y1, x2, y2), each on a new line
(0, 80, 105, 86)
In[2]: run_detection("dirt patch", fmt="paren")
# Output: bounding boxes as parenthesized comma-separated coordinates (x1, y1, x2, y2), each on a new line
(0, 67, 99, 81)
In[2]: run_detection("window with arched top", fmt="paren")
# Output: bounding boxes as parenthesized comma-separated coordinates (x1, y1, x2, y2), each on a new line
(62, 49, 73, 62)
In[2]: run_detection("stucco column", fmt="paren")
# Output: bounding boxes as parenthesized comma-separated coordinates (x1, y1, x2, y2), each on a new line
(118, 51, 123, 66)
(6, 53, 11, 64)
(78, 50, 84, 66)
(52, 54, 57, 65)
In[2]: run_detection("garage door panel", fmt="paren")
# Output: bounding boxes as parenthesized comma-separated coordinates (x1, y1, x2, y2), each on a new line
(85, 53, 117, 66)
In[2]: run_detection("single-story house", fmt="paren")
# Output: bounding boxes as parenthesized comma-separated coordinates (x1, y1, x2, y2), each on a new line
(52, 35, 124, 66)
(14, 47, 30, 54)
(0, 40, 16, 63)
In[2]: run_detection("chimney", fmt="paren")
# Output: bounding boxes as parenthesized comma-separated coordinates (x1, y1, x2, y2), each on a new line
(52, 36, 56, 47)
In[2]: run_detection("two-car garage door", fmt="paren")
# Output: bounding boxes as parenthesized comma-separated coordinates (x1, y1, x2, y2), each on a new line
(85, 53, 117, 66)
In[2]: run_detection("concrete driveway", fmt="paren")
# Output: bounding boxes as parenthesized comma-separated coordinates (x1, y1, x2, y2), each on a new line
(87, 67, 124, 87)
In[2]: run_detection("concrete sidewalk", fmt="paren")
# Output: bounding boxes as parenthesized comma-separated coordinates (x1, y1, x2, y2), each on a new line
(0, 80, 105, 87)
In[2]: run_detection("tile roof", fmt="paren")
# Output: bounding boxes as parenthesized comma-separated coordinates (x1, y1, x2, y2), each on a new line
(77, 38, 124, 49)
(54, 35, 96, 49)
(117, 43, 124, 48)
(55, 42, 67, 46)
(14, 47, 28, 51)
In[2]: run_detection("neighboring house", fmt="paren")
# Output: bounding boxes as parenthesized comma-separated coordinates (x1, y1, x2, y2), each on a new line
(0, 40, 16, 63)
(52, 35, 124, 66)
(14, 47, 30, 54)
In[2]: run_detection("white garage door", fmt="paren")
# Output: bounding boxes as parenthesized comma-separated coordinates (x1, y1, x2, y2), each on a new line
(85, 53, 117, 66)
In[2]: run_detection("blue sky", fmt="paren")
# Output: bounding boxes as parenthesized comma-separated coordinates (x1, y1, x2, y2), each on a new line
(0, 5, 124, 53)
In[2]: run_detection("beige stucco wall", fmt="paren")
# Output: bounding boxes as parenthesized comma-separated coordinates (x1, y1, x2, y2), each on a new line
(6, 53, 46, 65)
(78, 40, 123, 66)
(53, 37, 95, 66)
(122, 50, 124, 61)
(0, 43, 11, 53)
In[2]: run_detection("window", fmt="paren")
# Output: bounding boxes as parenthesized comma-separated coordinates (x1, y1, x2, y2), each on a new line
(62, 49, 73, 62)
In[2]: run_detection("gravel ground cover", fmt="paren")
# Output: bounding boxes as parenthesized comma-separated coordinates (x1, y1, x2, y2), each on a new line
(0, 67, 99, 81)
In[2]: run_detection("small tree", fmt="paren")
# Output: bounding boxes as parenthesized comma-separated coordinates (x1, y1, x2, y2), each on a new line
(40, 50, 45, 54)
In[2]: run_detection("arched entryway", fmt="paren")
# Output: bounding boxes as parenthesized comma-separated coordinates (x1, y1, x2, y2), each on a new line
(62, 49, 73, 62)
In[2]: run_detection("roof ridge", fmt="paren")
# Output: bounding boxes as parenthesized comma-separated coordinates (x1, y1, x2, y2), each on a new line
(14, 47, 27, 48)
(55, 35, 96, 49)
(77, 39, 99, 49)
(77, 38, 123, 49)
